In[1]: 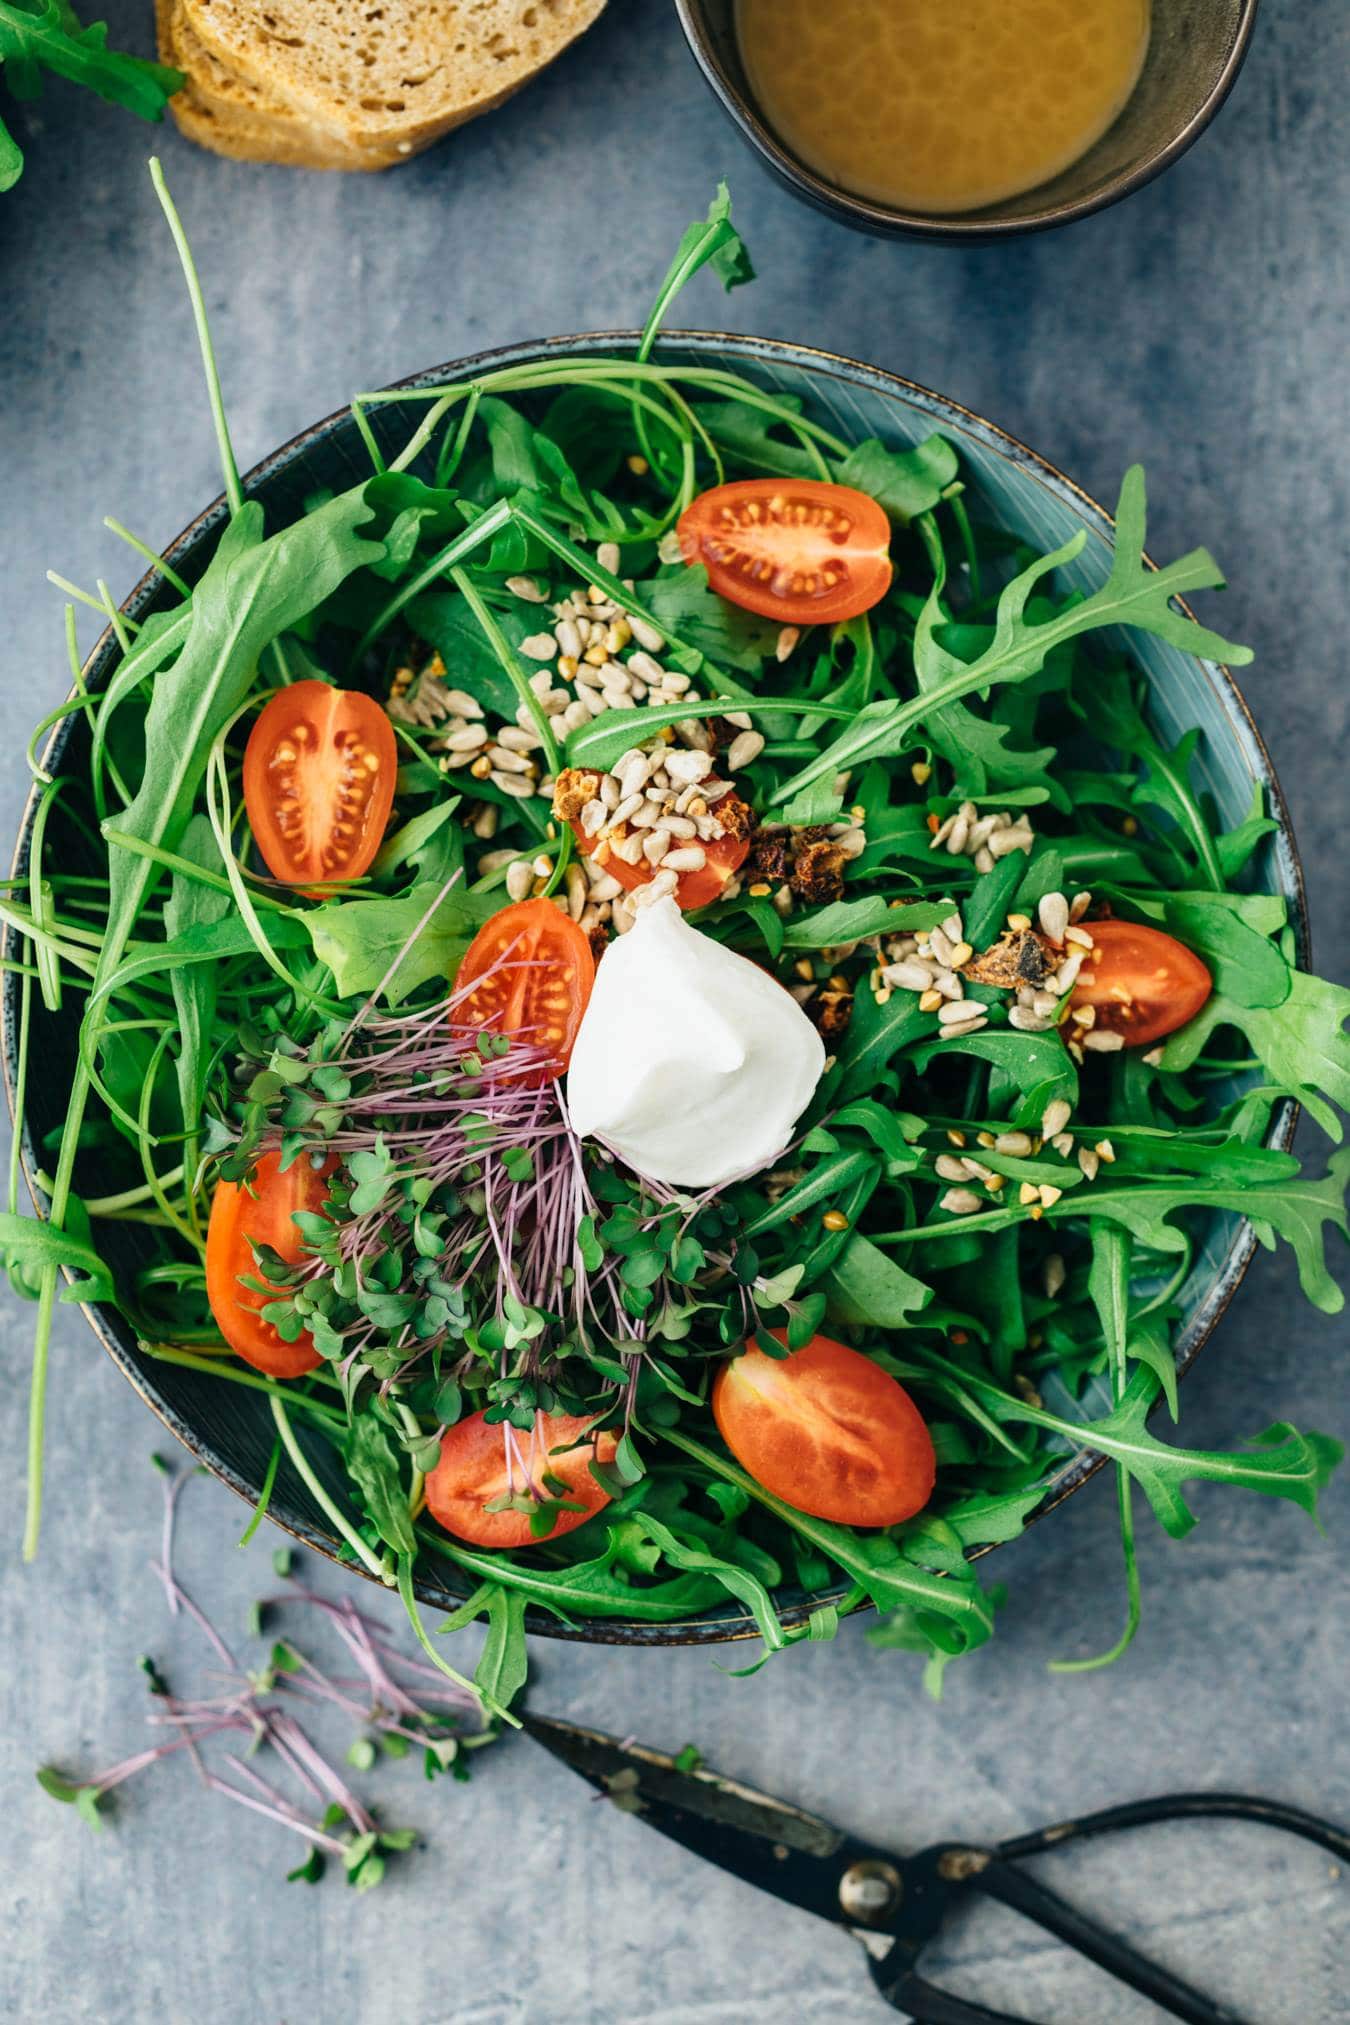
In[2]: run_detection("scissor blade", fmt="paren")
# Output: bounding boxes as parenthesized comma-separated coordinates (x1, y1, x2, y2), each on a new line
(522, 1711, 905, 1931)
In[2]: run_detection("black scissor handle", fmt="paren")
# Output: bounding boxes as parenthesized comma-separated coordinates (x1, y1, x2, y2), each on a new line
(995, 1790, 1350, 1867)
(868, 1791, 1348, 2025)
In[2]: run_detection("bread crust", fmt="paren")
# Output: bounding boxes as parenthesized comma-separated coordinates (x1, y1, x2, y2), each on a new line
(177, 0, 607, 153)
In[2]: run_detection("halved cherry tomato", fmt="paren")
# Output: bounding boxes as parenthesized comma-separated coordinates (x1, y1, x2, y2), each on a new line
(1069, 918, 1212, 1049)
(205, 1149, 337, 1378)
(243, 680, 396, 886)
(573, 807, 749, 911)
(677, 479, 893, 625)
(454, 898, 595, 1076)
(424, 1409, 618, 1548)
(713, 1328, 935, 1528)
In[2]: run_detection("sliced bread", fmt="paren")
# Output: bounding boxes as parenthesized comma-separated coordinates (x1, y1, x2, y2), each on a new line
(179, 0, 608, 154)
(158, 0, 402, 170)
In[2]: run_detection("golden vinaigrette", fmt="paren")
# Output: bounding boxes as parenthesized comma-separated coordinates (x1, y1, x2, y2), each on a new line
(736, 0, 1151, 216)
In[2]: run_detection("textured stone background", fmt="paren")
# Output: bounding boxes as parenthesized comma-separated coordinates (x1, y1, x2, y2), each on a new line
(0, 2, 1346, 2019)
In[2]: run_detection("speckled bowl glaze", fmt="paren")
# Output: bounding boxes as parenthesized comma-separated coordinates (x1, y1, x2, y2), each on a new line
(677, 0, 1260, 241)
(3, 333, 1306, 1644)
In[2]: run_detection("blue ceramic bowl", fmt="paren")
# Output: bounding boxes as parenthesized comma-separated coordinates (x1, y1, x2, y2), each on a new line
(3, 333, 1306, 1644)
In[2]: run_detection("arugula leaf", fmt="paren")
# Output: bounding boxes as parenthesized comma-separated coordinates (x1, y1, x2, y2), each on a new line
(834, 436, 958, 525)
(1050, 1151, 1350, 1316)
(644, 565, 780, 672)
(773, 467, 1250, 807)
(638, 181, 754, 359)
(163, 815, 230, 1153)
(308, 880, 494, 1004)
(342, 1416, 416, 1556)
(1161, 974, 1350, 1130)
(0, 4, 182, 189)
(779, 896, 950, 948)
(0, 1203, 116, 1307)
(0, 103, 22, 190)
(826, 1232, 933, 1328)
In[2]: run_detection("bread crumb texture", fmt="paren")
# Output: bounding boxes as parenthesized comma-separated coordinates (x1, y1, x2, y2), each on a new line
(173, 0, 608, 157)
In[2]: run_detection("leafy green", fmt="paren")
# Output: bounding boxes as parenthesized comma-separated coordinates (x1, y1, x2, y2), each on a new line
(307, 880, 493, 1004)
(0, 2, 182, 193)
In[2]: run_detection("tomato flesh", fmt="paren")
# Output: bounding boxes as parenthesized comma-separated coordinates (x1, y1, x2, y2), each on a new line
(712, 1329, 935, 1528)
(424, 1409, 617, 1547)
(1069, 918, 1212, 1049)
(574, 809, 749, 911)
(454, 898, 595, 1076)
(205, 1149, 336, 1378)
(243, 680, 396, 886)
(677, 479, 893, 625)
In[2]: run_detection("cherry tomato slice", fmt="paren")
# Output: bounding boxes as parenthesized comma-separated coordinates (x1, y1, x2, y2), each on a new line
(573, 811, 749, 911)
(243, 680, 397, 886)
(713, 1328, 935, 1528)
(1069, 918, 1212, 1049)
(454, 898, 596, 1076)
(424, 1410, 618, 1548)
(677, 479, 893, 625)
(205, 1149, 337, 1378)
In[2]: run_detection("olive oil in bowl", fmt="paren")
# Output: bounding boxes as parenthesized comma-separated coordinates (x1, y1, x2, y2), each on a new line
(735, 0, 1151, 218)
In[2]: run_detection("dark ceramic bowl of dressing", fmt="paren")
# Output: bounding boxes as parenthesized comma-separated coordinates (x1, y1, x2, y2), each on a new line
(676, 0, 1259, 240)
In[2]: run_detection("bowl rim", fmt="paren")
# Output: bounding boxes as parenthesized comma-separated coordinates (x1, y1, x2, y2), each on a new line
(2, 325, 1306, 1647)
(674, 0, 1262, 241)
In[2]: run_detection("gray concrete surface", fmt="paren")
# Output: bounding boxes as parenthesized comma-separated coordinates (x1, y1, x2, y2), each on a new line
(0, 2, 1346, 2019)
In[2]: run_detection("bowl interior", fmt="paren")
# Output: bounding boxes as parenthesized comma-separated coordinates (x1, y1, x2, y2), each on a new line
(679, 0, 1257, 236)
(6, 332, 1302, 1644)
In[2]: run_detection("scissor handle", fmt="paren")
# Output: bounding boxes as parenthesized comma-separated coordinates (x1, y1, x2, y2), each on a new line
(871, 1790, 1349, 2025)
(996, 1790, 1350, 1867)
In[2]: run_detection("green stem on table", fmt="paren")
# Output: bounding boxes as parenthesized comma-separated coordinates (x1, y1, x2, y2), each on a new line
(150, 159, 243, 519)
(394, 1552, 517, 1726)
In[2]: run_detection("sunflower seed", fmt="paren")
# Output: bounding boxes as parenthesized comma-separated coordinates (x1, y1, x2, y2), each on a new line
(1069, 890, 1093, 923)
(632, 868, 678, 908)
(596, 541, 622, 576)
(938, 998, 980, 1025)
(662, 845, 708, 872)
(491, 772, 538, 799)
(1037, 892, 1069, 945)
(935, 1154, 975, 1182)
(929, 926, 957, 967)
(555, 617, 583, 661)
(665, 747, 714, 786)
(662, 814, 698, 839)
(1041, 1097, 1072, 1139)
(727, 730, 765, 771)
(1082, 1028, 1124, 1051)
(487, 744, 534, 775)
(1077, 1145, 1100, 1180)
(495, 724, 543, 753)
(505, 860, 533, 900)
(776, 625, 800, 662)
(443, 723, 489, 751)
(477, 848, 516, 875)
(995, 1131, 1033, 1156)
(441, 688, 484, 717)
(1043, 1253, 1066, 1298)
(883, 960, 934, 992)
(642, 829, 672, 865)
(941, 911, 964, 942)
(612, 791, 645, 826)
(610, 832, 646, 865)
(521, 633, 557, 662)
(940, 1188, 984, 1216)
(506, 575, 547, 603)
(470, 803, 499, 841)
(1008, 1006, 1053, 1032)
(941, 1016, 988, 1038)
(627, 613, 665, 653)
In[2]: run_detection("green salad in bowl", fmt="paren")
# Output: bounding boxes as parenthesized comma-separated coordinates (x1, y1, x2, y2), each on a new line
(5, 176, 1346, 1712)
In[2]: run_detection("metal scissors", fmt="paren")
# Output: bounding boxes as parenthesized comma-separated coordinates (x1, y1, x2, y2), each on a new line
(522, 1712, 1348, 2025)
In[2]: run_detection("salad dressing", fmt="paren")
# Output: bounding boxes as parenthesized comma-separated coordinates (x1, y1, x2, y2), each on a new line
(735, 0, 1151, 216)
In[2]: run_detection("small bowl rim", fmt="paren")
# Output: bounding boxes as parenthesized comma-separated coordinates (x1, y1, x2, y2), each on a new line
(2, 325, 1305, 1647)
(674, 0, 1261, 241)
